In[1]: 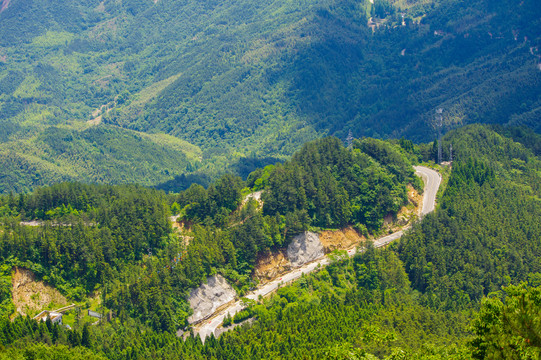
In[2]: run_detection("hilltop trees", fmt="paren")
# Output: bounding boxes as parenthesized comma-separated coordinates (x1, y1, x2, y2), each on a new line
(260, 137, 415, 231)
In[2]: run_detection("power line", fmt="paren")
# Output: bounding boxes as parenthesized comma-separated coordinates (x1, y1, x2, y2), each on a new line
(435, 108, 443, 164)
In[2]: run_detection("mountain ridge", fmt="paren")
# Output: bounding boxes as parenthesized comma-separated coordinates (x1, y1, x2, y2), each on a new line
(0, 0, 539, 193)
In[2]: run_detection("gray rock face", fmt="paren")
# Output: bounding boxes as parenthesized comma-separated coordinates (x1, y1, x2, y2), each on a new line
(187, 274, 236, 324)
(287, 231, 324, 268)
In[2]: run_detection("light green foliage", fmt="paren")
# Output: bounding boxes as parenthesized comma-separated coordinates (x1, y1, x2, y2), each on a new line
(0, 265, 14, 318)
(0, 343, 106, 360)
(0, 125, 198, 194)
(31, 31, 75, 48)
(471, 284, 541, 359)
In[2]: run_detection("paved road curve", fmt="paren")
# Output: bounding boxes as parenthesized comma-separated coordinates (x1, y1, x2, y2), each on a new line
(413, 166, 441, 216)
(194, 166, 441, 340)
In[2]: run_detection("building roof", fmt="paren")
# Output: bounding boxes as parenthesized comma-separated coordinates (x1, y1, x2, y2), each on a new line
(33, 310, 62, 322)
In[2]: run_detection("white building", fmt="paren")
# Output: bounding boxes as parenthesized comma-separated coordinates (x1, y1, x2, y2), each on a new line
(33, 310, 63, 325)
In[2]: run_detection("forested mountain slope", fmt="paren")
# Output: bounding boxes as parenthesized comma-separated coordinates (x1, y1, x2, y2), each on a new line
(0, 0, 539, 192)
(0, 125, 539, 358)
(0, 136, 417, 330)
(0, 126, 201, 194)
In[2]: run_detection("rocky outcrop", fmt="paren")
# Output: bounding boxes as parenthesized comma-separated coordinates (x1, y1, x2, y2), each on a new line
(287, 231, 324, 268)
(254, 250, 291, 283)
(187, 274, 236, 324)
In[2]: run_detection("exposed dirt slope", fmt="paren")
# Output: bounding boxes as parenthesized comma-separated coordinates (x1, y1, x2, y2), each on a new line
(12, 267, 67, 316)
(188, 274, 236, 324)
(320, 227, 364, 253)
(254, 250, 290, 283)
(254, 185, 422, 282)
(287, 232, 324, 268)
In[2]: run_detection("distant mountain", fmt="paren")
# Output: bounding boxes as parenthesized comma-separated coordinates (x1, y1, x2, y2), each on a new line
(0, 0, 539, 192)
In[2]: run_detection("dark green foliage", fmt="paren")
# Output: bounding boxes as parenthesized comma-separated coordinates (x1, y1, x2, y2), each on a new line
(0, 0, 539, 193)
(0, 135, 416, 334)
(154, 173, 211, 193)
(0, 0, 91, 47)
(0, 246, 470, 359)
(177, 173, 243, 224)
(230, 156, 283, 180)
(0, 315, 105, 359)
(0, 183, 170, 296)
(0, 152, 60, 195)
(0, 265, 14, 318)
(81, 323, 91, 348)
(492, 125, 541, 156)
(372, 0, 395, 19)
(0, 71, 24, 95)
(194, 247, 470, 359)
(173, 136, 415, 234)
(398, 125, 541, 310)
(0, 124, 539, 358)
(261, 137, 412, 231)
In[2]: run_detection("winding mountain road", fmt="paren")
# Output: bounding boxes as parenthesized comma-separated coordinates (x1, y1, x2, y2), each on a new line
(414, 166, 441, 216)
(193, 166, 441, 340)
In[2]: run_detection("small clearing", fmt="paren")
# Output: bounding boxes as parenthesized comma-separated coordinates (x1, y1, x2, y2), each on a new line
(96, 1, 105, 12)
(170, 216, 193, 245)
(12, 267, 67, 316)
(88, 104, 109, 125)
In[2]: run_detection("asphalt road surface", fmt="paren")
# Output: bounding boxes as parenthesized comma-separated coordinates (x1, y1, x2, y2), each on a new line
(194, 166, 441, 340)
(413, 166, 441, 216)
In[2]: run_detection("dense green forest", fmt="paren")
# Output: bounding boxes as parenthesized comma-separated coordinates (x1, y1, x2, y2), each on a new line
(0, 125, 539, 358)
(0, 0, 539, 192)
(0, 125, 201, 194)
(0, 136, 415, 333)
(0, 0, 540, 356)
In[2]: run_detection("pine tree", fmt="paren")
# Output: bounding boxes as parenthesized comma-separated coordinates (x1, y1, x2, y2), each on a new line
(81, 323, 92, 348)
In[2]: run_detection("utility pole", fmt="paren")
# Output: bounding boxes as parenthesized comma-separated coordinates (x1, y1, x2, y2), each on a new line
(346, 130, 354, 149)
(449, 143, 453, 163)
(435, 108, 443, 164)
